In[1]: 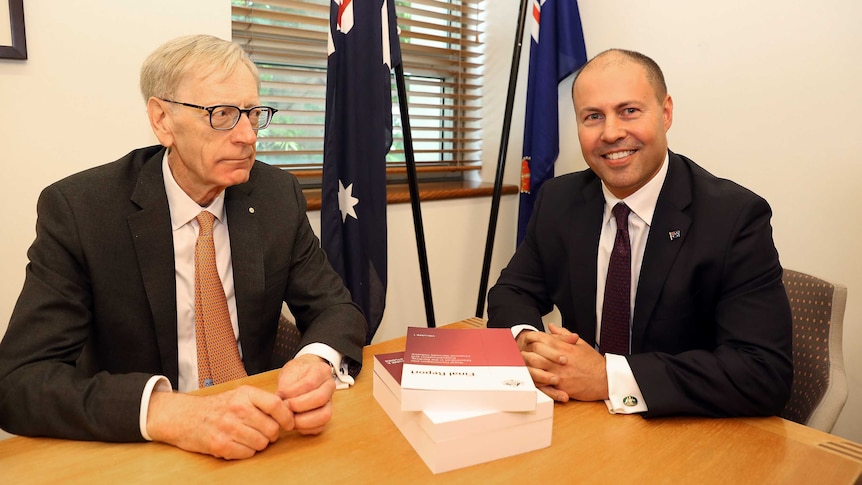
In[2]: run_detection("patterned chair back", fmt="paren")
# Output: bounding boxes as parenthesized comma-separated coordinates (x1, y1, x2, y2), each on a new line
(273, 313, 303, 368)
(779, 269, 848, 432)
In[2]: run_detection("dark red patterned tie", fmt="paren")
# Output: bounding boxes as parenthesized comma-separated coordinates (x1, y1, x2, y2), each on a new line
(600, 203, 631, 355)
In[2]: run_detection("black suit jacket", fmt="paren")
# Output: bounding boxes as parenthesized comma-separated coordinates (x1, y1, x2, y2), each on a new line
(0, 146, 366, 441)
(488, 151, 792, 418)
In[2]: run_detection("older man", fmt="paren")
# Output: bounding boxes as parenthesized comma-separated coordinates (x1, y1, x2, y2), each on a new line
(0, 35, 366, 459)
(488, 49, 792, 418)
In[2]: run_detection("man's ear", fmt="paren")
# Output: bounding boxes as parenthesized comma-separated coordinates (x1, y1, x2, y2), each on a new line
(662, 94, 674, 132)
(147, 97, 174, 148)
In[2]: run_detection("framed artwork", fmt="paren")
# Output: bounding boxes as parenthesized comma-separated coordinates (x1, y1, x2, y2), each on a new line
(0, 0, 26, 60)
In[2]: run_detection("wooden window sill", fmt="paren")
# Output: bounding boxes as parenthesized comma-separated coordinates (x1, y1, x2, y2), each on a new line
(303, 180, 519, 211)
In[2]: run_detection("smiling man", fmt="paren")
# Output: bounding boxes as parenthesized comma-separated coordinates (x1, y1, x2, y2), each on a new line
(0, 35, 366, 459)
(488, 49, 793, 418)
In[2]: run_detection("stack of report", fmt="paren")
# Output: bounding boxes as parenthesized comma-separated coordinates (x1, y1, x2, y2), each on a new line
(372, 327, 553, 474)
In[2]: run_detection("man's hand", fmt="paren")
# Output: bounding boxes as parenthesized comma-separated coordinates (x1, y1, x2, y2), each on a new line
(518, 323, 609, 402)
(147, 385, 294, 460)
(276, 354, 336, 435)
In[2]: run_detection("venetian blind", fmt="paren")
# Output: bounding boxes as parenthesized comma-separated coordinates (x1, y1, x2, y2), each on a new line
(231, 0, 485, 183)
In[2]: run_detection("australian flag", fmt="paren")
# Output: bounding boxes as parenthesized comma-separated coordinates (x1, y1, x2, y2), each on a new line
(322, 0, 401, 344)
(517, 0, 587, 245)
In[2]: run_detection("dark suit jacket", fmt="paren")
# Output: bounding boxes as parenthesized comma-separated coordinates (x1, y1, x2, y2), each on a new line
(488, 151, 792, 418)
(0, 146, 366, 441)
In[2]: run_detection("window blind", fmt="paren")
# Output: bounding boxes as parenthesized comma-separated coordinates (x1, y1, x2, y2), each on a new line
(231, 0, 485, 183)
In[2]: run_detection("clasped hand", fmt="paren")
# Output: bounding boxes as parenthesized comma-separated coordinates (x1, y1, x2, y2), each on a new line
(516, 323, 609, 403)
(147, 354, 335, 459)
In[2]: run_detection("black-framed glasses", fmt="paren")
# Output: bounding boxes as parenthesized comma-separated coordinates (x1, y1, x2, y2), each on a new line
(159, 98, 278, 131)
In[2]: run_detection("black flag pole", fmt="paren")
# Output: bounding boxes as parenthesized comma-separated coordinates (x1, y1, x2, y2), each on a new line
(475, 0, 531, 318)
(394, 63, 436, 328)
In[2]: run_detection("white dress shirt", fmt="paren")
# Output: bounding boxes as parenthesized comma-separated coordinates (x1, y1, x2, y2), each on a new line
(598, 152, 668, 413)
(139, 153, 352, 440)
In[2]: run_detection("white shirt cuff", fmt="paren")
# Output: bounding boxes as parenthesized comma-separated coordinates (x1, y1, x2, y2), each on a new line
(510, 323, 540, 339)
(139, 375, 173, 441)
(604, 353, 648, 414)
(295, 343, 355, 390)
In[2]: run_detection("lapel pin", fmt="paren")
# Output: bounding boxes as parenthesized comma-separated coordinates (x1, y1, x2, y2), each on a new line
(669, 230, 681, 241)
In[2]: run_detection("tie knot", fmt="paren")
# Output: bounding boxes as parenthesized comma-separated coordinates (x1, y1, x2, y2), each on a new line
(612, 202, 630, 226)
(196, 210, 215, 236)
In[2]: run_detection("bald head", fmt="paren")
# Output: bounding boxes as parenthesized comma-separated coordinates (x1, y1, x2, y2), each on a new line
(573, 49, 667, 105)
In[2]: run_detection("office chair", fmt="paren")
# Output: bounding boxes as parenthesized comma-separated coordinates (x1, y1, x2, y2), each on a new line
(779, 269, 848, 433)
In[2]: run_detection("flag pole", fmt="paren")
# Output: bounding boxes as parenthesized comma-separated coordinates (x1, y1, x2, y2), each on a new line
(394, 63, 436, 328)
(475, 0, 531, 318)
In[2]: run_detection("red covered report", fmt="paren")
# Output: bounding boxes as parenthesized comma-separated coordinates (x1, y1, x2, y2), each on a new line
(399, 327, 537, 412)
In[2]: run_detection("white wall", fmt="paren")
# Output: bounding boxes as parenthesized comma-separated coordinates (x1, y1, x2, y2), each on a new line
(1, 0, 859, 444)
(308, 197, 517, 345)
(0, 1, 516, 344)
(0, 1, 231, 334)
(0, 0, 518, 440)
(487, 0, 862, 442)
(0, 1, 231, 441)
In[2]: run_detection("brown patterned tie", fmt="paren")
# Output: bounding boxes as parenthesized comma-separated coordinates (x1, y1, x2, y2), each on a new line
(600, 203, 632, 355)
(195, 210, 247, 388)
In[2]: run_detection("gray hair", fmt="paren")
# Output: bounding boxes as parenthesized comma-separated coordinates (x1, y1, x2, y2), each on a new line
(140, 34, 260, 102)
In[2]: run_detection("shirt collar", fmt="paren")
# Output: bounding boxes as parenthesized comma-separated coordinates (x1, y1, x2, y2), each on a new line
(162, 152, 227, 230)
(601, 151, 670, 226)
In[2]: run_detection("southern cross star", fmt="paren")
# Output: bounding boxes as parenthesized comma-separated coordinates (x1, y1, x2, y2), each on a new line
(338, 179, 359, 222)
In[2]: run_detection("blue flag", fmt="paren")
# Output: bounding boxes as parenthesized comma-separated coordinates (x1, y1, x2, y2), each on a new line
(517, 0, 587, 245)
(322, 0, 401, 344)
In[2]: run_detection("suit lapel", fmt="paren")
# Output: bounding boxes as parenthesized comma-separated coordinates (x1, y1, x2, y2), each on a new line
(127, 148, 180, 384)
(631, 152, 692, 352)
(224, 175, 265, 370)
(568, 176, 604, 344)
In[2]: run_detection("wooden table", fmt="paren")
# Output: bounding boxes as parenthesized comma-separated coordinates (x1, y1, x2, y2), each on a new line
(2, 318, 861, 484)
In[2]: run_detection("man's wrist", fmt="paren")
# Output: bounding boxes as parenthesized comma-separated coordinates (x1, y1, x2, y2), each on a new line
(604, 354, 647, 414)
(294, 344, 354, 389)
(140, 375, 172, 441)
(511, 324, 540, 349)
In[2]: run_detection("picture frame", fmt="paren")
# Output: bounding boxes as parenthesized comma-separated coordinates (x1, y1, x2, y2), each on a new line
(0, 0, 27, 60)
